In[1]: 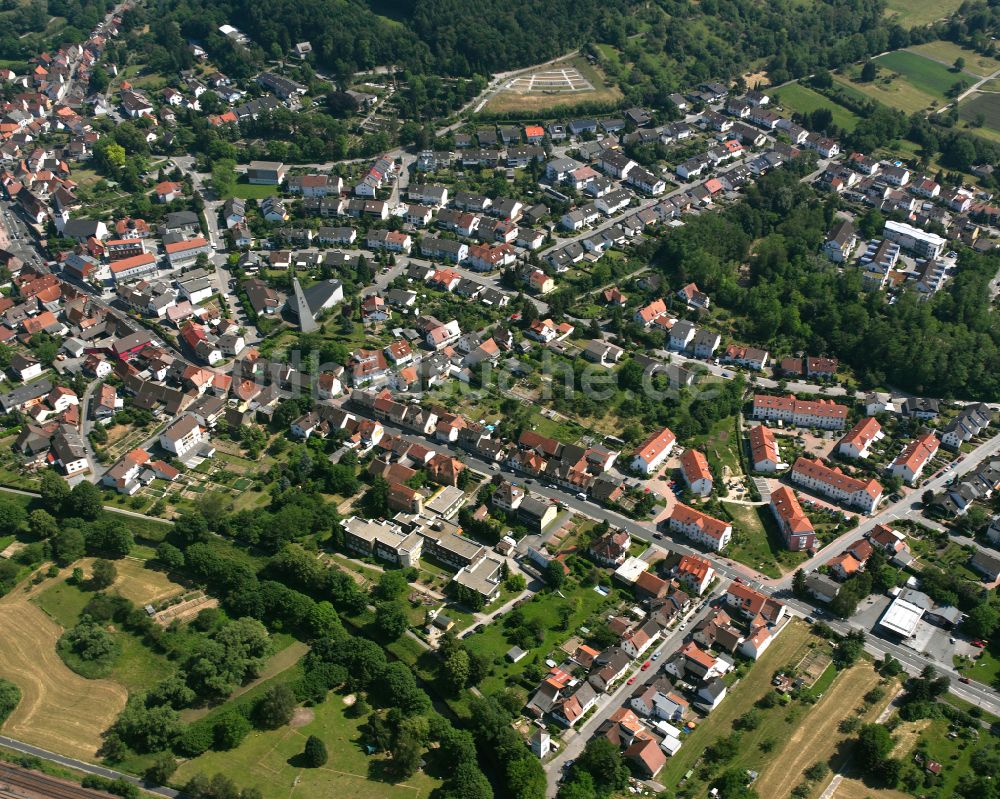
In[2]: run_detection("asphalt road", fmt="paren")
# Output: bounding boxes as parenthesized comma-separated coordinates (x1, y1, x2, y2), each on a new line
(542, 581, 729, 794)
(0, 736, 178, 798)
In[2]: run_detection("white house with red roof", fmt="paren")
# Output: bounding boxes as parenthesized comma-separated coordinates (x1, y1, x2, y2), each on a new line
(752, 394, 848, 430)
(675, 554, 715, 595)
(749, 424, 781, 472)
(888, 431, 940, 486)
(791, 457, 883, 513)
(668, 503, 731, 551)
(837, 417, 883, 459)
(769, 485, 815, 551)
(630, 426, 676, 475)
(679, 448, 712, 496)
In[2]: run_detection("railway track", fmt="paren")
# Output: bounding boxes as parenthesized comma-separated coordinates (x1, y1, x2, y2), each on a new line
(0, 764, 112, 799)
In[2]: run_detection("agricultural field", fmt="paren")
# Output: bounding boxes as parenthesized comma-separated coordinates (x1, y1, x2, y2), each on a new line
(958, 92, 1000, 144)
(483, 56, 622, 114)
(774, 82, 860, 131)
(0, 572, 127, 760)
(875, 50, 974, 99)
(173, 690, 441, 799)
(883, 0, 967, 27)
(908, 41, 1000, 78)
(835, 49, 971, 115)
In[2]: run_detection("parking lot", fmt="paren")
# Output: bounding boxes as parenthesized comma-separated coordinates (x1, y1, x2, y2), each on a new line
(853, 591, 979, 665)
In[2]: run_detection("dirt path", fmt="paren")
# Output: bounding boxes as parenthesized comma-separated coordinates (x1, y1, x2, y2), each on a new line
(180, 641, 309, 722)
(754, 664, 883, 799)
(0, 576, 127, 760)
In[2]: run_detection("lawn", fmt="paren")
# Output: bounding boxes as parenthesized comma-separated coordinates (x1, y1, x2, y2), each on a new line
(955, 640, 1000, 687)
(230, 179, 279, 200)
(884, 0, 966, 27)
(875, 50, 973, 99)
(774, 82, 860, 131)
(722, 502, 808, 579)
(896, 715, 981, 797)
(173, 689, 441, 799)
(834, 68, 939, 115)
(689, 416, 742, 478)
(463, 583, 615, 697)
(659, 620, 819, 786)
(908, 41, 1000, 78)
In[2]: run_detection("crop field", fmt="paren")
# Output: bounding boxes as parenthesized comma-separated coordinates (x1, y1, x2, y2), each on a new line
(0, 575, 127, 760)
(174, 692, 441, 799)
(484, 57, 622, 114)
(883, 0, 966, 27)
(875, 50, 973, 99)
(908, 41, 1000, 78)
(774, 83, 860, 131)
(958, 92, 1000, 143)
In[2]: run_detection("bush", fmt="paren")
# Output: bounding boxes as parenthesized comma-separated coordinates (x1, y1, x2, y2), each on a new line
(0, 679, 20, 725)
(176, 722, 214, 757)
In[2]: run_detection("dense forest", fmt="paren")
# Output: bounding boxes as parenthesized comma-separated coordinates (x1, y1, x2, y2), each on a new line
(599, 0, 894, 107)
(653, 166, 1000, 400)
(150, 0, 894, 87)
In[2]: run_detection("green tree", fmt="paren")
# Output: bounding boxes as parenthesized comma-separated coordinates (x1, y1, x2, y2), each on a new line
(442, 648, 471, 693)
(90, 558, 117, 589)
(545, 560, 565, 589)
(574, 737, 630, 795)
(28, 509, 59, 539)
(375, 570, 409, 601)
(965, 602, 1000, 639)
(0, 499, 27, 535)
(374, 600, 409, 640)
(67, 481, 102, 520)
(860, 61, 877, 81)
(254, 684, 296, 730)
(390, 718, 425, 778)
(303, 735, 328, 767)
(792, 569, 806, 596)
(39, 470, 70, 514)
(214, 711, 252, 750)
(145, 752, 178, 784)
(52, 527, 86, 566)
(856, 724, 894, 772)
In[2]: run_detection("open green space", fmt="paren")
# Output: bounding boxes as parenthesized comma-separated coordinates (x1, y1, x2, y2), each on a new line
(884, 0, 966, 27)
(689, 416, 742, 478)
(230, 179, 279, 200)
(775, 82, 861, 131)
(908, 41, 1000, 78)
(462, 584, 615, 697)
(721, 502, 808, 579)
(875, 50, 973, 99)
(173, 688, 441, 799)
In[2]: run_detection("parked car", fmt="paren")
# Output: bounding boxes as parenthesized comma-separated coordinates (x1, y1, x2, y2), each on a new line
(641, 661, 651, 671)
(627, 676, 637, 685)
